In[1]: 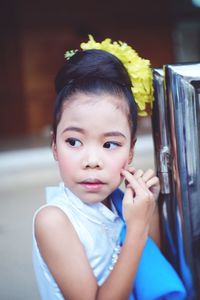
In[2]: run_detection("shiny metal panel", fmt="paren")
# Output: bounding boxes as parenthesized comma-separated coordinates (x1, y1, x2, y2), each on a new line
(152, 63, 200, 300)
(152, 69, 171, 194)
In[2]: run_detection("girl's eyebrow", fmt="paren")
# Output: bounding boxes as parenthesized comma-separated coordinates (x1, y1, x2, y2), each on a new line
(62, 127, 126, 139)
(62, 126, 84, 134)
(104, 132, 126, 139)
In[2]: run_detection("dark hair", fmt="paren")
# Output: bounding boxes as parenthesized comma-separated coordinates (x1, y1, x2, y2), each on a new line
(53, 49, 138, 142)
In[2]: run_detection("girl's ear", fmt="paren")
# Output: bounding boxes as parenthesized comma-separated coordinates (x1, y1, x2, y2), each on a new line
(128, 138, 137, 164)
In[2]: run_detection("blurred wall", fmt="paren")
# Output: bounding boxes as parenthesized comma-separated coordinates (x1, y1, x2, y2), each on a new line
(0, 0, 199, 139)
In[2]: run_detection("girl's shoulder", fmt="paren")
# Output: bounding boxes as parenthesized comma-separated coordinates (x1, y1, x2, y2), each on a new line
(33, 183, 78, 240)
(35, 205, 69, 228)
(34, 205, 74, 246)
(33, 182, 77, 222)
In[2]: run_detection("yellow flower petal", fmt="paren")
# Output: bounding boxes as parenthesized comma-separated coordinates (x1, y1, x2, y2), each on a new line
(79, 35, 154, 116)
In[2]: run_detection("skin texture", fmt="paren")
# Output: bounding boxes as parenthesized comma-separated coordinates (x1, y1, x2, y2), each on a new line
(35, 91, 160, 300)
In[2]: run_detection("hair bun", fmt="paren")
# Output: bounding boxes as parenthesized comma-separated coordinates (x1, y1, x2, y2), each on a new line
(55, 49, 131, 94)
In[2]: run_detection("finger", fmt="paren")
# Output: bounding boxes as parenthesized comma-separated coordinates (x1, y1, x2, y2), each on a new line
(123, 187, 134, 204)
(124, 167, 136, 187)
(137, 177, 154, 200)
(145, 176, 160, 189)
(122, 169, 150, 195)
(137, 176, 149, 190)
(134, 169, 144, 179)
(126, 165, 136, 174)
(142, 169, 155, 182)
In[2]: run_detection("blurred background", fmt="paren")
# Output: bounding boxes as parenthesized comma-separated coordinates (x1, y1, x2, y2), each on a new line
(0, 0, 200, 299)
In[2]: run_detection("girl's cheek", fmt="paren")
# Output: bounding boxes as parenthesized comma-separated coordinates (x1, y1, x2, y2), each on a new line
(120, 156, 130, 169)
(111, 158, 129, 174)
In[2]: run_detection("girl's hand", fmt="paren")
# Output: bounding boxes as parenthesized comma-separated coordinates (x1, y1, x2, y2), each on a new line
(132, 167, 160, 202)
(121, 168, 160, 235)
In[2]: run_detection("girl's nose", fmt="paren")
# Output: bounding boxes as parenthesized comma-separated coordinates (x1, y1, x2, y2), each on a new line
(82, 150, 103, 169)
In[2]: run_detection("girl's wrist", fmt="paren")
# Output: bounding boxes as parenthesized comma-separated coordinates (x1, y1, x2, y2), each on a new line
(125, 224, 149, 245)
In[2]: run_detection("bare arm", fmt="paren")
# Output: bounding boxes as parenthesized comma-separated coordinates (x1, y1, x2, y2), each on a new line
(100, 169, 159, 300)
(35, 207, 98, 300)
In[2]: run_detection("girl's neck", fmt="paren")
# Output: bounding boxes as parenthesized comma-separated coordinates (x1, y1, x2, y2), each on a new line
(102, 197, 111, 210)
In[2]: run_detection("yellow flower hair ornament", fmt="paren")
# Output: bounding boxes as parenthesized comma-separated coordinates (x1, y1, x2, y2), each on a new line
(65, 35, 154, 116)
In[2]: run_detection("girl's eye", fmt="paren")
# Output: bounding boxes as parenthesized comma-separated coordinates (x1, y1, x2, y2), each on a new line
(65, 138, 82, 148)
(103, 141, 121, 149)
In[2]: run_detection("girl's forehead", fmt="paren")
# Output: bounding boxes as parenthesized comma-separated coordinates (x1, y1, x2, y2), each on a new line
(58, 93, 131, 137)
(62, 92, 129, 114)
(58, 93, 131, 136)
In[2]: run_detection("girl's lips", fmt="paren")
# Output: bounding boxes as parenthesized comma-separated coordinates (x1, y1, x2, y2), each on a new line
(79, 180, 105, 192)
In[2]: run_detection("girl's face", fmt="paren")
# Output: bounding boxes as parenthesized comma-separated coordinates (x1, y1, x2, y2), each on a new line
(53, 92, 134, 204)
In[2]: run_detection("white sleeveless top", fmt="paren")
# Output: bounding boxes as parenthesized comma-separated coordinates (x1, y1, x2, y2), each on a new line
(32, 183, 124, 300)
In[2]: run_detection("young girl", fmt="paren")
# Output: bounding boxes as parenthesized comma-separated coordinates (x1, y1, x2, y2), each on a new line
(32, 36, 186, 300)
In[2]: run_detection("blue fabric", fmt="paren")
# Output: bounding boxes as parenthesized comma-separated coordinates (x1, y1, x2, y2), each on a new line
(162, 212, 194, 298)
(112, 189, 187, 300)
